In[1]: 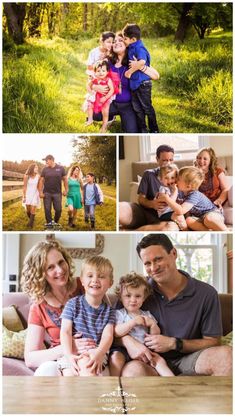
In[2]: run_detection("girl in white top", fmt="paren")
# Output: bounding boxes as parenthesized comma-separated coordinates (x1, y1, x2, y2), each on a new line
(22, 163, 41, 228)
(110, 272, 174, 376)
(87, 31, 115, 72)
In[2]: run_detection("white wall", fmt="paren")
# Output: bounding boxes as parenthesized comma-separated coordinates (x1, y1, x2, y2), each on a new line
(119, 136, 140, 201)
(206, 135, 232, 156)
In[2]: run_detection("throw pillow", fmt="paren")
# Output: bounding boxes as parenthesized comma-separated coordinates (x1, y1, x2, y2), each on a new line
(221, 331, 233, 346)
(2, 325, 27, 359)
(3, 305, 24, 332)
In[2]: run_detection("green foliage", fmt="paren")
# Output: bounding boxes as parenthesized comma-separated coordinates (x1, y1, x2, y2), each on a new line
(3, 34, 232, 133)
(3, 187, 116, 232)
(194, 70, 232, 125)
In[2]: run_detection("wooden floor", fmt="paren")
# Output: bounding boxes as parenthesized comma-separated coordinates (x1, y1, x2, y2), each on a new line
(3, 376, 232, 414)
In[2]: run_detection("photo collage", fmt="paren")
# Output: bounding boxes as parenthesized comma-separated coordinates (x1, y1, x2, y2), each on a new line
(2, 2, 233, 415)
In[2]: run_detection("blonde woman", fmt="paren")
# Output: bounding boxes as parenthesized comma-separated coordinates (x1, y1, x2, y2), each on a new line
(66, 164, 84, 228)
(22, 163, 41, 228)
(21, 240, 96, 376)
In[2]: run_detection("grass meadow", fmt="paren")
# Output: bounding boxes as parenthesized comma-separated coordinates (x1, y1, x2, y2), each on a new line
(3, 185, 116, 232)
(3, 33, 232, 133)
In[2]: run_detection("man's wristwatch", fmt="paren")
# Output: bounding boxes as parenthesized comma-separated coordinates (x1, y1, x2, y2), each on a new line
(175, 338, 183, 352)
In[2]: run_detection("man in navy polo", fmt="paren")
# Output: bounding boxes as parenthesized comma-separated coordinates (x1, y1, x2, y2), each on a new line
(38, 154, 68, 227)
(118, 234, 232, 377)
(122, 23, 159, 133)
(119, 144, 179, 230)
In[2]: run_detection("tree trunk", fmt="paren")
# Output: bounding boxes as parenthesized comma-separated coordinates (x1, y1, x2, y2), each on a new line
(83, 3, 88, 32)
(3, 3, 26, 44)
(174, 3, 194, 42)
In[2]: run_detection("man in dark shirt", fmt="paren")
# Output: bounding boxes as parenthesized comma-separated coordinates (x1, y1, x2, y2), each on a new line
(117, 234, 232, 376)
(119, 145, 179, 230)
(38, 155, 68, 227)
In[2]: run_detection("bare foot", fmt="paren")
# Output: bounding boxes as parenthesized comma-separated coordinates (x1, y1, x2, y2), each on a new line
(85, 119, 93, 126)
(100, 125, 107, 133)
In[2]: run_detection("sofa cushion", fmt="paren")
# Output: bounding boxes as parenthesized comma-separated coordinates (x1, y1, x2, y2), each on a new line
(221, 331, 233, 347)
(3, 326, 27, 359)
(3, 357, 34, 376)
(3, 305, 24, 332)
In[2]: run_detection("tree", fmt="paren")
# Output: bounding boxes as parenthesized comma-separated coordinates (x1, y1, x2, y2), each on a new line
(3, 3, 26, 44)
(72, 136, 116, 184)
(26, 3, 46, 38)
(174, 3, 195, 42)
(191, 3, 233, 39)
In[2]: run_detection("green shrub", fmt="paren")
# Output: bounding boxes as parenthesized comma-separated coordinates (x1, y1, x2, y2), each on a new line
(193, 70, 232, 125)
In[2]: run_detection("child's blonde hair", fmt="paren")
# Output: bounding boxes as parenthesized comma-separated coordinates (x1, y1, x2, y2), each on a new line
(81, 256, 113, 285)
(178, 166, 205, 190)
(115, 271, 151, 299)
(158, 163, 179, 180)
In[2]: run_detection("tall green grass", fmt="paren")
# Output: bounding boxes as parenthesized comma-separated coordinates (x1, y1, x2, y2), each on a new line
(3, 35, 232, 133)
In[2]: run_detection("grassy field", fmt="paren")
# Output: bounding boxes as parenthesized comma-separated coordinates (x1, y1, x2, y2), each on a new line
(3, 33, 232, 133)
(3, 185, 116, 232)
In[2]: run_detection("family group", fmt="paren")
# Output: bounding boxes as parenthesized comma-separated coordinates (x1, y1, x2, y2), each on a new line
(83, 24, 159, 133)
(23, 154, 103, 230)
(120, 145, 230, 231)
(20, 235, 232, 377)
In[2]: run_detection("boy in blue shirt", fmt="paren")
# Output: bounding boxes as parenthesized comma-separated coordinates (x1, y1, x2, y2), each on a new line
(83, 172, 104, 230)
(122, 23, 159, 133)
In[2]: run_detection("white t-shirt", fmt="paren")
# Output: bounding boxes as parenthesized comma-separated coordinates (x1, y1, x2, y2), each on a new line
(115, 308, 157, 343)
(87, 47, 104, 67)
(157, 185, 173, 217)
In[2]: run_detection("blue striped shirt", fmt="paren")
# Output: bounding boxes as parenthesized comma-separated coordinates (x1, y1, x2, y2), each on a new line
(61, 295, 115, 344)
(182, 190, 218, 218)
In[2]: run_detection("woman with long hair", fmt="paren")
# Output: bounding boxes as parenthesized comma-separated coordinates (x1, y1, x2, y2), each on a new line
(22, 163, 41, 228)
(66, 164, 84, 227)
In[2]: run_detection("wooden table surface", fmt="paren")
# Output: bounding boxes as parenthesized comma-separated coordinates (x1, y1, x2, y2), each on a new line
(121, 376, 233, 414)
(3, 376, 232, 414)
(3, 376, 123, 414)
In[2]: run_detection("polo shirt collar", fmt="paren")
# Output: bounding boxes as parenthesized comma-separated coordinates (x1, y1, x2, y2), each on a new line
(148, 270, 196, 300)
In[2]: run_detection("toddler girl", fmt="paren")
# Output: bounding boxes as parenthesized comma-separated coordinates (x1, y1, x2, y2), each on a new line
(84, 60, 119, 132)
(109, 272, 174, 376)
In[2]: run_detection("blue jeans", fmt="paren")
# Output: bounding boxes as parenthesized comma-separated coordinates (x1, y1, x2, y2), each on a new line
(43, 192, 62, 223)
(93, 101, 138, 133)
(131, 80, 159, 133)
(85, 204, 95, 222)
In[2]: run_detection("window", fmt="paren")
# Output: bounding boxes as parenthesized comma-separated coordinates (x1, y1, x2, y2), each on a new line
(139, 135, 209, 161)
(132, 233, 228, 293)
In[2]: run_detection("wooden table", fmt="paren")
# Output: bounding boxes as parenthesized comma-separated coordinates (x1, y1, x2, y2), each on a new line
(3, 376, 232, 414)
(122, 376, 233, 414)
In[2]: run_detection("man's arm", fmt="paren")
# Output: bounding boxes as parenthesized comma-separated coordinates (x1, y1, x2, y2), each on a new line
(144, 334, 220, 354)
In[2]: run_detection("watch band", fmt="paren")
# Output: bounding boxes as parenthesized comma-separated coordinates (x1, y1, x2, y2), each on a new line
(175, 338, 183, 352)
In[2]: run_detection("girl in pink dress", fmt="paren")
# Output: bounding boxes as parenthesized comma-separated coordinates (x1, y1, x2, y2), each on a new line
(84, 60, 119, 132)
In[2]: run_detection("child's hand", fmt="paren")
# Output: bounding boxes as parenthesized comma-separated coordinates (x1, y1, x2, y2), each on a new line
(134, 315, 146, 326)
(158, 192, 168, 202)
(125, 70, 132, 79)
(99, 202, 103, 206)
(144, 317, 157, 328)
(214, 198, 223, 209)
(100, 96, 107, 104)
(66, 354, 80, 375)
(85, 348, 105, 375)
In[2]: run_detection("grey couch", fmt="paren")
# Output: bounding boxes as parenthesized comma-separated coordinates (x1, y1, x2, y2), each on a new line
(3, 292, 233, 376)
